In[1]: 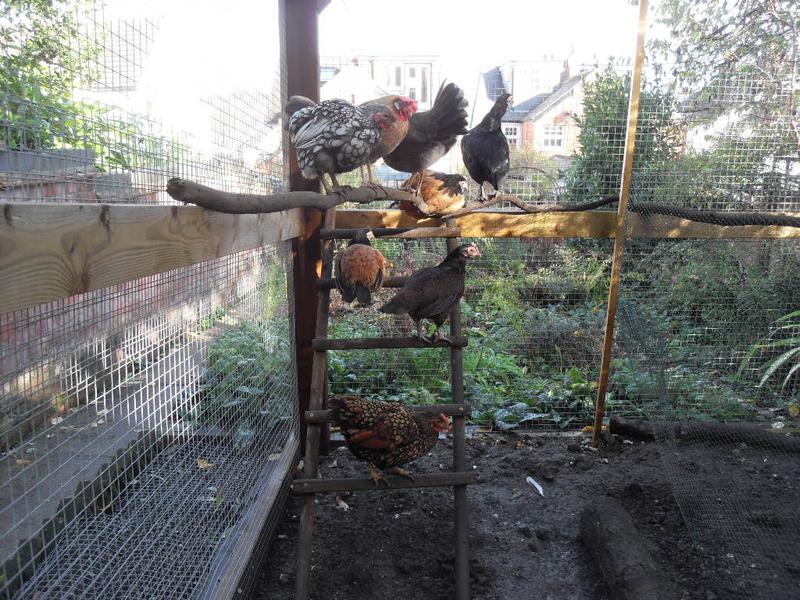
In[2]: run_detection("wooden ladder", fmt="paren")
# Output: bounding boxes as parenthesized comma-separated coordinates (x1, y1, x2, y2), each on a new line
(293, 208, 474, 600)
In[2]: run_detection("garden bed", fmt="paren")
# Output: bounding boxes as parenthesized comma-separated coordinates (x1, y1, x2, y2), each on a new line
(256, 428, 800, 600)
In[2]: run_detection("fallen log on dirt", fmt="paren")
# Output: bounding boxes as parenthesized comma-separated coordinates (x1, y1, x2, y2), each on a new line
(609, 417, 800, 453)
(580, 497, 681, 600)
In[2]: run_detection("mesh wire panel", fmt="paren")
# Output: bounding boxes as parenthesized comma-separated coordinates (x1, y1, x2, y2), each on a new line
(1, 0, 294, 598)
(328, 235, 616, 430)
(1, 0, 285, 204)
(607, 1, 800, 597)
(1, 245, 298, 600)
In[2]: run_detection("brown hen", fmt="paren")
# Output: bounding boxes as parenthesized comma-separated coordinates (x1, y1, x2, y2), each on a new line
(334, 229, 386, 306)
(329, 395, 449, 485)
(399, 171, 467, 218)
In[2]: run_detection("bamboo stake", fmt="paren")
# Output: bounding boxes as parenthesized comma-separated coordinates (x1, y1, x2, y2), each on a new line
(592, 0, 650, 448)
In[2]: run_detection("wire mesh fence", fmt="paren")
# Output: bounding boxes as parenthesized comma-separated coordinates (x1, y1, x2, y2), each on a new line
(1, 245, 297, 600)
(1, 0, 296, 598)
(600, 1, 800, 597)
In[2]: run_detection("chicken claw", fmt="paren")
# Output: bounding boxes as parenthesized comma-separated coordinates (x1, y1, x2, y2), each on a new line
(391, 466, 415, 482)
(432, 328, 452, 345)
(367, 463, 390, 487)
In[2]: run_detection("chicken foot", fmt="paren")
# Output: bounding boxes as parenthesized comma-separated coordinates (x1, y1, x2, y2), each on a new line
(390, 466, 415, 482)
(367, 462, 390, 487)
(319, 173, 353, 199)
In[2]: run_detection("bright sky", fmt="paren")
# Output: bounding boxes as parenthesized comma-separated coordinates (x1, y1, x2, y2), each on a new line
(320, 0, 641, 81)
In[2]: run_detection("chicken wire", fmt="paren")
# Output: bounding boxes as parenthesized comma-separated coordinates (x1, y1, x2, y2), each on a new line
(603, 4, 800, 596)
(1, 0, 286, 205)
(1, 244, 297, 600)
(327, 235, 616, 431)
(2, 0, 296, 598)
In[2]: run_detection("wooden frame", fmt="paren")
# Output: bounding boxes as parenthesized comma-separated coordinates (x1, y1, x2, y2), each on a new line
(0, 203, 304, 315)
(334, 209, 800, 239)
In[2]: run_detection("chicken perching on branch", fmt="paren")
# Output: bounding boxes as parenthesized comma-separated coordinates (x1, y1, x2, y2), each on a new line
(334, 229, 387, 306)
(284, 95, 417, 194)
(383, 82, 469, 193)
(380, 243, 481, 344)
(330, 395, 450, 486)
(461, 93, 512, 201)
(398, 171, 467, 218)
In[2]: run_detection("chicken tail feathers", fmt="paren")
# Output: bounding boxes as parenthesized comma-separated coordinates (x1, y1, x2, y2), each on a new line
(379, 296, 405, 314)
(339, 285, 357, 303)
(429, 82, 469, 137)
(355, 284, 372, 306)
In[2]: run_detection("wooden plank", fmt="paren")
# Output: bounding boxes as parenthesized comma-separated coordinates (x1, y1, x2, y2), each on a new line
(321, 227, 460, 239)
(305, 404, 472, 423)
(291, 471, 476, 494)
(334, 209, 800, 239)
(0, 203, 303, 315)
(312, 336, 468, 350)
(318, 275, 407, 290)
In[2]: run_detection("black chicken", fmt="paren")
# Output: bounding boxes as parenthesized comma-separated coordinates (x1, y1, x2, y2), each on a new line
(383, 83, 469, 193)
(461, 93, 512, 200)
(379, 243, 481, 343)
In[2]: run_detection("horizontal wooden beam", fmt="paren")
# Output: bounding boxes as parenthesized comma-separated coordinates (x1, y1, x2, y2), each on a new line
(312, 336, 468, 350)
(335, 209, 800, 239)
(291, 471, 476, 494)
(0, 203, 304, 315)
(318, 276, 407, 290)
(306, 403, 472, 423)
(320, 227, 459, 239)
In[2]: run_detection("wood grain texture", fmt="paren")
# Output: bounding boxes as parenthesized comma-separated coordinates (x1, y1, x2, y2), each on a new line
(0, 203, 303, 315)
(335, 209, 800, 239)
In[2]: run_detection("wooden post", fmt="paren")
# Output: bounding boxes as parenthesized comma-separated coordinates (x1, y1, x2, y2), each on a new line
(446, 225, 470, 600)
(592, 0, 650, 447)
(285, 0, 321, 451)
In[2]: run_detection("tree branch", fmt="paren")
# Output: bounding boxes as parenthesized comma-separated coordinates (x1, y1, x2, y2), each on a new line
(166, 177, 431, 215)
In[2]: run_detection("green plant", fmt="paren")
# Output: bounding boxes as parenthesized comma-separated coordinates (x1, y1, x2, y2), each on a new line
(739, 310, 800, 396)
(188, 322, 292, 434)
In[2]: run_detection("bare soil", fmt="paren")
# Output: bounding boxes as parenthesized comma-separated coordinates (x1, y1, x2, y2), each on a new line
(256, 430, 800, 600)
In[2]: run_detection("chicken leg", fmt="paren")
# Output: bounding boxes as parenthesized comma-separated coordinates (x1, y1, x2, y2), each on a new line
(391, 466, 415, 482)
(431, 326, 452, 345)
(412, 319, 431, 344)
(367, 462, 390, 487)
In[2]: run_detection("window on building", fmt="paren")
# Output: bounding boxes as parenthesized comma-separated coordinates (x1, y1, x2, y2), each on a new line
(502, 124, 520, 147)
(421, 67, 428, 103)
(320, 66, 337, 83)
(409, 87, 417, 100)
(395, 66, 402, 87)
(541, 124, 564, 148)
(409, 67, 416, 78)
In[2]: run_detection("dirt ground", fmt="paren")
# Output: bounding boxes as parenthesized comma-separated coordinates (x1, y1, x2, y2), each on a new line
(256, 429, 800, 600)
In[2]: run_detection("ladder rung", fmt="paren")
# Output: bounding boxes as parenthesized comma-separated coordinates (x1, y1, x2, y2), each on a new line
(291, 471, 475, 494)
(317, 276, 408, 290)
(313, 336, 468, 350)
(306, 403, 471, 424)
(321, 227, 460, 239)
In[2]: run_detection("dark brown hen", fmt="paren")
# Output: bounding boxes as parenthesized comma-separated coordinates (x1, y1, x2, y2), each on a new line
(334, 229, 386, 306)
(383, 82, 469, 192)
(329, 395, 449, 485)
(379, 243, 481, 343)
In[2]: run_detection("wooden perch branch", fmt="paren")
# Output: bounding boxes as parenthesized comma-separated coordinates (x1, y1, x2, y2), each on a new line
(166, 178, 800, 228)
(166, 177, 428, 215)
